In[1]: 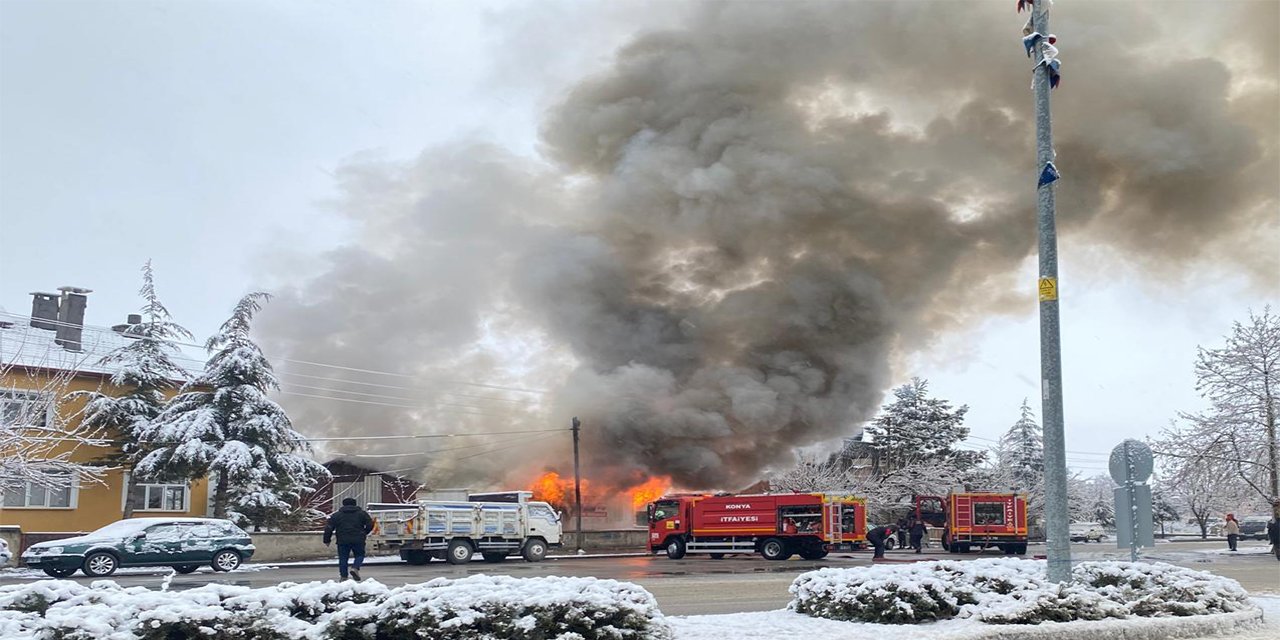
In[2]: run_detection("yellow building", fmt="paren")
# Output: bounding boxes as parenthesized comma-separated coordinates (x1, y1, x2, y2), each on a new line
(0, 289, 209, 533)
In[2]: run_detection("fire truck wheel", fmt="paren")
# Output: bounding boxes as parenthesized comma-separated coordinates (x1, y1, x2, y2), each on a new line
(1012, 543, 1027, 555)
(709, 553, 725, 560)
(446, 539, 474, 564)
(760, 538, 792, 561)
(799, 547, 828, 560)
(958, 543, 971, 554)
(522, 539, 548, 562)
(665, 537, 687, 559)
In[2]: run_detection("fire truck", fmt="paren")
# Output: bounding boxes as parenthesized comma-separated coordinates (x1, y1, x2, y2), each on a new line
(912, 492, 1028, 555)
(647, 492, 866, 561)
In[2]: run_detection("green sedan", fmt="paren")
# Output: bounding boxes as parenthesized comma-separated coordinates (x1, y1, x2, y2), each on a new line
(21, 517, 255, 578)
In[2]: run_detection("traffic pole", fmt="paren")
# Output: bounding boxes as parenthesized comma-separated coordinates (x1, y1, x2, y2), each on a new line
(1029, 0, 1072, 583)
(572, 416, 584, 552)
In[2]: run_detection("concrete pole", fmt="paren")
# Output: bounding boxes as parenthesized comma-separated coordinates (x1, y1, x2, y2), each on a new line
(1032, 0, 1072, 583)
(572, 416, 584, 552)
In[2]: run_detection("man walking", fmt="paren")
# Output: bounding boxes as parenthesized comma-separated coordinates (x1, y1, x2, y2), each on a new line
(866, 524, 897, 560)
(324, 498, 374, 581)
(909, 519, 928, 554)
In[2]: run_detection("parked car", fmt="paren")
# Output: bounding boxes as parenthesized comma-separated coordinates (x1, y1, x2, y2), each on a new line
(1239, 518, 1269, 541)
(1069, 524, 1106, 543)
(0, 538, 10, 567)
(21, 517, 254, 578)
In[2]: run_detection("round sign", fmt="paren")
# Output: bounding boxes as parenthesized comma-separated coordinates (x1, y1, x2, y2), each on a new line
(1109, 439, 1154, 484)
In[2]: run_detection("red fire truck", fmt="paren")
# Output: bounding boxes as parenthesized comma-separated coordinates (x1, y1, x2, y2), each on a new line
(647, 492, 867, 561)
(912, 492, 1028, 555)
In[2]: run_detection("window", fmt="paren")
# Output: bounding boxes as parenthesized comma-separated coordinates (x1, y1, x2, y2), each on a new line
(0, 390, 50, 428)
(973, 502, 1006, 525)
(131, 483, 189, 512)
(1, 473, 75, 508)
(144, 523, 184, 542)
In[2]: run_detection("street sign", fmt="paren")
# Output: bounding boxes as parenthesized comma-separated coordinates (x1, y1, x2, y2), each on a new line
(1109, 439, 1153, 484)
(1114, 484, 1154, 549)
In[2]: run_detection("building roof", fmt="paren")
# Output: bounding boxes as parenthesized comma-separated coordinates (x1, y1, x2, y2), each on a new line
(0, 311, 207, 381)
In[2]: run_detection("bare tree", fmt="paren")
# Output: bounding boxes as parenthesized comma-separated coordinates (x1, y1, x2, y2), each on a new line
(1194, 308, 1278, 518)
(769, 453, 847, 494)
(1, 331, 110, 496)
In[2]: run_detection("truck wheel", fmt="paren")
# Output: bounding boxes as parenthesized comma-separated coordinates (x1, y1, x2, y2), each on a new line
(665, 537, 687, 560)
(1013, 543, 1027, 555)
(446, 539, 473, 564)
(402, 550, 430, 565)
(760, 538, 791, 561)
(709, 553, 725, 560)
(799, 547, 828, 560)
(958, 543, 971, 554)
(522, 539, 548, 562)
(481, 552, 508, 563)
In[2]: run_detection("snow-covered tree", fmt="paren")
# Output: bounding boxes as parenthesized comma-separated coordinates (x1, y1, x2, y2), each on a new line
(1075, 475, 1115, 528)
(1, 361, 108, 493)
(1150, 484, 1179, 537)
(864, 378, 984, 473)
(135, 293, 328, 527)
(74, 262, 192, 517)
(993, 399, 1046, 527)
(770, 454, 847, 493)
(1152, 309, 1278, 552)
(1154, 428, 1252, 538)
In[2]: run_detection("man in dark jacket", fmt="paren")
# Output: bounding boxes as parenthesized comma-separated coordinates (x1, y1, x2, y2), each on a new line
(867, 524, 897, 559)
(324, 498, 374, 581)
(1267, 515, 1279, 561)
(909, 519, 928, 553)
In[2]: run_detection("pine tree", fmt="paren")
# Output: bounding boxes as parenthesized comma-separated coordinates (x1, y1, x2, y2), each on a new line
(76, 262, 192, 517)
(864, 378, 983, 473)
(135, 292, 328, 527)
(994, 399, 1045, 525)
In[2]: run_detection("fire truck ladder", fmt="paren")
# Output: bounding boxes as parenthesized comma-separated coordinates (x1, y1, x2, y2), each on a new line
(953, 495, 972, 541)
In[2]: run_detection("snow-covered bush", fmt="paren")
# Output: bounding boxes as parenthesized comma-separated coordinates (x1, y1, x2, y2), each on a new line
(1074, 561, 1251, 617)
(0, 575, 672, 640)
(790, 558, 1254, 626)
(976, 583, 1127, 624)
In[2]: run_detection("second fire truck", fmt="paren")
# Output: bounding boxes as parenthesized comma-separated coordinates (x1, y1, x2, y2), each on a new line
(647, 492, 867, 561)
(911, 492, 1028, 555)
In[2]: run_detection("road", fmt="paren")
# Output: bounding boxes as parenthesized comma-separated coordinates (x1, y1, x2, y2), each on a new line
(2, 540, 1275, 616)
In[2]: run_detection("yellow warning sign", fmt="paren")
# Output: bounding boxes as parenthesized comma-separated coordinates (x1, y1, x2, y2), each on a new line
(1038, 277, 1058, 302)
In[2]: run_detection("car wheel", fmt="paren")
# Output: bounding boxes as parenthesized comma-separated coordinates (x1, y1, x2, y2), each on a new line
(82, 552, 118, 577)
(173, 564, 200, 574)
(42, 566, 77, 578)
(446, 539, 473, 564)
(760, 538, 791, 561)
(522, 539, 547, 562)
(211, 550, 241, 572)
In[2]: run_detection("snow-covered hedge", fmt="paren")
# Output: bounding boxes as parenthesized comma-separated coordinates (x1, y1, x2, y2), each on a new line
(0, 575, 672, 640)
(790, 558, 1253, 626)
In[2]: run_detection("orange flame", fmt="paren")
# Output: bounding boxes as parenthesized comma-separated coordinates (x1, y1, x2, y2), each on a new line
(626, 476, 671, 510)
(530, 471, 570, 509)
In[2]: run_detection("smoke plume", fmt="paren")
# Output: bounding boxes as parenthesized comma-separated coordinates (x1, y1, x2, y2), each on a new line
(257, 1, 1278, 491)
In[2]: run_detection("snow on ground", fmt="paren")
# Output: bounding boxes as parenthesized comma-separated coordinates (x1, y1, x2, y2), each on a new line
(670, 597, 1275, 640)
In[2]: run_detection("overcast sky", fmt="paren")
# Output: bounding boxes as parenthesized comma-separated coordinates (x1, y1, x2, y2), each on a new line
(1, 0, 1275, 484)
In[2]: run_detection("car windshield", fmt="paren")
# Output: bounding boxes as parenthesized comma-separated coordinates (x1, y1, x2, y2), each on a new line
(88, 519, 167, 538)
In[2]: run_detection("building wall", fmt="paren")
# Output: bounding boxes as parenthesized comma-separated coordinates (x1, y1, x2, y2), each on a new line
(0, 369, 210, 532)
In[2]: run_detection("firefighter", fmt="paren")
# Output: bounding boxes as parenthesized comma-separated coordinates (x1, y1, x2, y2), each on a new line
(909, 519, 928, 553)
(867, 524, 897, 559)
(896, 518, 909, 549)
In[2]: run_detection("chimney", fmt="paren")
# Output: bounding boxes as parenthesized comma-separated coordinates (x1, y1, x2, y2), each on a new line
(29, 292, 59, 330)
(112, 313, 144, 338)
(54, 286, 92, 352)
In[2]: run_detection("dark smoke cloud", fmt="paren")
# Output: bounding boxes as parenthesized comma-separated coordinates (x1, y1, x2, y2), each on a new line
(258, 1, 1278, 491)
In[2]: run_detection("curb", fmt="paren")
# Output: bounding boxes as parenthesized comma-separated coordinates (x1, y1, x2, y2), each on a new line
(940, 608, 1265, 640)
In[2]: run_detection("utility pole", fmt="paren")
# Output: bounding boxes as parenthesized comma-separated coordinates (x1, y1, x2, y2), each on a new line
(1029, 0, 1071, 583)
(571, 416, 583, 552)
